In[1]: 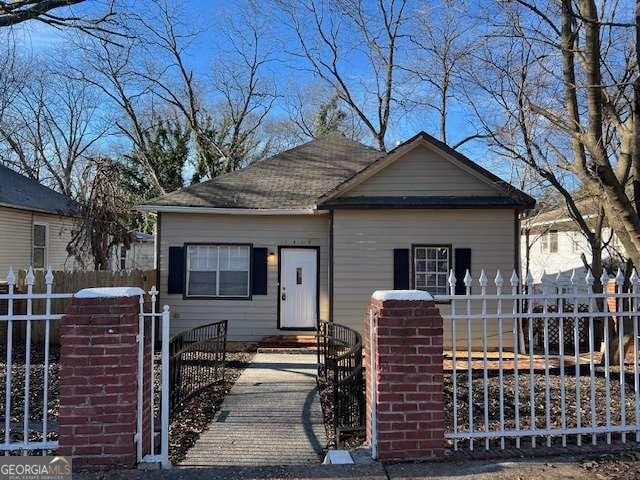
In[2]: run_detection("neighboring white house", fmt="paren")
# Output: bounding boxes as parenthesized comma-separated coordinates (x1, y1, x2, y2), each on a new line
(109, 231, 155, 271)
(0, 165, 80, 278)
(521, 197, 626, 291)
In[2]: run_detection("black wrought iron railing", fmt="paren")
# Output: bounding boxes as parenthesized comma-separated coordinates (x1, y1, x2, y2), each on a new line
(169, 320, 227, 415)
(317, 320, 364, 446)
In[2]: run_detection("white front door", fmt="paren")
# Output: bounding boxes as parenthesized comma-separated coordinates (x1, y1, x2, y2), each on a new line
(280, 248, 317, 329)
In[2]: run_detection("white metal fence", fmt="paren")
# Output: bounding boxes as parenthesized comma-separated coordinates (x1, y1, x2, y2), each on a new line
(137, 286, 170, 468)
(0, 267, 71, 453)
(436, 268, 640, 452)
(0, 266, 170, 467)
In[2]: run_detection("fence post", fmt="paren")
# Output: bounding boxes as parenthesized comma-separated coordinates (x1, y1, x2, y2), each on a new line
(57, 287, 147, 470)
(160, 305, 170, 468)
(364, 290, 445, 461)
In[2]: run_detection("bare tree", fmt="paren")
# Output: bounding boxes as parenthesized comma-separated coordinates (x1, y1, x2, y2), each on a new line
(67, 157, 131, 270)
(68, 32, 169, 194)
(133, 0, 278, 180)
(0, 0, 124, 42)
(0, 33, 26, 125)
(0, 69, 108, 195)
(467, 27, 608, 285)
(278, 0, 410, 151)
(471, 0, 640, 360)
(282, 85, 364, 143)
(405, 1, 485, 149)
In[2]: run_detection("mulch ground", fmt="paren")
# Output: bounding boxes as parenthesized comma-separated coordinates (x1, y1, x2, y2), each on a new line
(445, 371, 637, 449)
(0, 344, 59, 445)
(317, 380, 365, 451)
(579, 451, 640, 479)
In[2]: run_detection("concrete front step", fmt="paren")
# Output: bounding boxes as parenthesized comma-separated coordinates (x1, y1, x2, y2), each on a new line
(256, 347, 317, 354)
(258, 335, 317, 349)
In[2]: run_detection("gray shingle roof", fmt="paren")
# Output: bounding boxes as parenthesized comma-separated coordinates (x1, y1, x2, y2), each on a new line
(0, 165, 80, 216)
(144, 132, 534, 210)
(146, 135, 384, 209)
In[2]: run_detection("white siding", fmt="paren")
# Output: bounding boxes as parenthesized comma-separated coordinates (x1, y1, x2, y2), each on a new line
(521, 227, 625, 294)
(332, 209, 517, 348)
(343, 144, 501, 197)
(32, 213, 77, 271)
(0, 206, 77, 278)
(160, 213, 330, 339)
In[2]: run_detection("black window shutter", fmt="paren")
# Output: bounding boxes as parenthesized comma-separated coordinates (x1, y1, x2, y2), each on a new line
(168, 246, 185, 294)
(252, 248, 268, 295)
(454, 248, 471, 295)
(393, 249, 410, 290)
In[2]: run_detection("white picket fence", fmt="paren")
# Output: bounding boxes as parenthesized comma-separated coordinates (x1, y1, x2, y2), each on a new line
(0, 266, 169, 467)
(435, 267, 640, 451)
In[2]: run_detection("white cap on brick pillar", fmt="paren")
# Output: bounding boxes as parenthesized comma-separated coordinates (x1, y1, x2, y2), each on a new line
(372, 289, 434, 301)
(74, 287, 146, 298)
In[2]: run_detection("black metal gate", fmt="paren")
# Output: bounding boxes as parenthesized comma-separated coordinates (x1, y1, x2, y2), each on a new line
(168, 320, 228, 414)
(317, 320, 364, 446)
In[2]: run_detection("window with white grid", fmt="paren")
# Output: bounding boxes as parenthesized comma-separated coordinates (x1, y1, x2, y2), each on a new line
(186, 245, 250, 298)
(413, 245, 450, 295)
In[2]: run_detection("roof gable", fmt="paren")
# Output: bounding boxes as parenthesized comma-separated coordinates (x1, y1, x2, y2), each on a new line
(0, 165, 79, 216)
(318, 131, 535, 209)
(339, 143, 501, 197)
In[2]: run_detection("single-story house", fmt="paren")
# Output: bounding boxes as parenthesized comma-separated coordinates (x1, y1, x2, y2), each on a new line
(0, 165, 80, 278)
(140, 132, 535, 346)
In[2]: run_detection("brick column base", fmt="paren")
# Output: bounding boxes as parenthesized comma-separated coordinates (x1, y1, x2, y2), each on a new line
(58, 288, 147, 470)
(365, 290, 446, 461)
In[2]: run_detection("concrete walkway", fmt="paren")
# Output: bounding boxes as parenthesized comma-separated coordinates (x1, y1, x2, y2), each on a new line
(180, 353, 326, 467)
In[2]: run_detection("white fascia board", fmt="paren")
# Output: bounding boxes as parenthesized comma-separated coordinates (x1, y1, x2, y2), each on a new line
(524, 213, 597, 228)
(137, 205, 327, 215)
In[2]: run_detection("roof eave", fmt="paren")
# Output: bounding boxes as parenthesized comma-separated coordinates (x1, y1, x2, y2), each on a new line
(137, 205, 328, 215)
(0, 201, 80, 217)
(320, 195, 533, 210)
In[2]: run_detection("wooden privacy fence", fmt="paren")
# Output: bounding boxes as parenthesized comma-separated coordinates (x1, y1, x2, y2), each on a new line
(0, 269, 156, 344)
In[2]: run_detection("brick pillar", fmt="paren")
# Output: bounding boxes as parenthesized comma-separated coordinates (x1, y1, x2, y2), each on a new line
(364, 290, 445, 461)
(58, 288, 147, 470)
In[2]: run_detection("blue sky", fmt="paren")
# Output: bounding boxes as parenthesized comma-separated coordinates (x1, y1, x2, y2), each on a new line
(11, 0, 501, 179)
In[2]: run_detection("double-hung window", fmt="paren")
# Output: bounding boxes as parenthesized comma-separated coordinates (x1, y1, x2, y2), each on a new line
(413, 245, 451, 295)
(541, 229, 558, 253)
(186, 244, 250, 298)
(33, 223, 47, 269)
